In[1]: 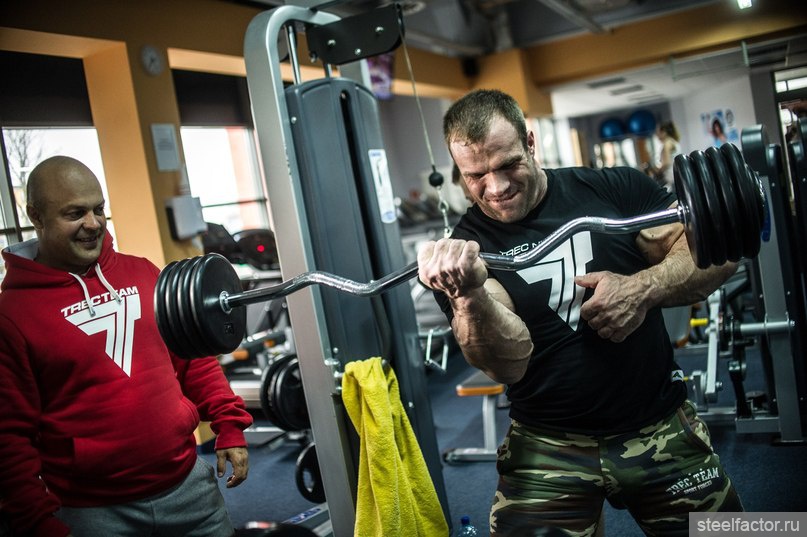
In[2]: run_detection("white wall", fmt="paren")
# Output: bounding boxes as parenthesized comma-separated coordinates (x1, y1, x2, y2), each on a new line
(377, 95, 454, 200)
(376, 77, 757, 200)
(673, 75, 756, 154)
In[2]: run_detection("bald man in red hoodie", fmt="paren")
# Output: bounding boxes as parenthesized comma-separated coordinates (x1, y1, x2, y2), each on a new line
(0, 156, 252, 537)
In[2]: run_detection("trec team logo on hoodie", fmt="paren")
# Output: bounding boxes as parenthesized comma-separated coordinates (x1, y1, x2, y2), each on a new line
(62, 287, 142, 376)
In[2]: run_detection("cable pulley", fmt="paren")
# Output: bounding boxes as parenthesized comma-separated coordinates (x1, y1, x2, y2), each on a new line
(155, 143, 766, 360)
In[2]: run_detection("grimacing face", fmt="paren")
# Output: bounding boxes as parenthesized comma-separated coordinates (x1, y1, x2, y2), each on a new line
(450, 116, 543, 223)
(28, 166, 107, 274)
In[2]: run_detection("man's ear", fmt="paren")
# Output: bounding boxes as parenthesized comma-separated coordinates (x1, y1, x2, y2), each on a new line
(526, 130, 536, 156)
(27, 204, 44, 230)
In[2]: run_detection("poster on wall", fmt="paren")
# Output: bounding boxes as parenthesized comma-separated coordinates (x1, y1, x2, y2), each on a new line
(700, 109, 739, 148)
(367, 52, 395, 101)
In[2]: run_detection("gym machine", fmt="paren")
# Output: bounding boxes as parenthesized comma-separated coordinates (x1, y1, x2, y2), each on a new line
(245, 5, 448, 535)
(684, 122, 806, 443)
(734, 123, 804, 441)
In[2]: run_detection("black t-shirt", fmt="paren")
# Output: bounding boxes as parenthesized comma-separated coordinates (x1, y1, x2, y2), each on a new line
(436, 166, 687, 434)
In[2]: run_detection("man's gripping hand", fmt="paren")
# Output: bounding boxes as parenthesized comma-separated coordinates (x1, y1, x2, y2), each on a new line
(417, 239, 488, 299)
(576, 271, 651, 343)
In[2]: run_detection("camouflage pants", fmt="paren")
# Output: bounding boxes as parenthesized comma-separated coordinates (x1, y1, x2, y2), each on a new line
(490, 401, 743, 537)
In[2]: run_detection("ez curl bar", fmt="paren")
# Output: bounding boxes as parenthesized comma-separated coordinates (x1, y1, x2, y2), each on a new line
(156, 143, 767, 360)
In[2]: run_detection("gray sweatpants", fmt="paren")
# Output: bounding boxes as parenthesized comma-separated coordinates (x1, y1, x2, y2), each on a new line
(57, 456, 234, 537)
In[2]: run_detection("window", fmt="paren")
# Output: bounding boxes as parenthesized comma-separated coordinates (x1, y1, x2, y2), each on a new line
(775, 67, 807, 140)
(180, 126, 270, 235)
(1, 127, 113, 280)
(173, 69, 271, 240)
(775, 66, 807, 94)
(0, 51, 113, 282)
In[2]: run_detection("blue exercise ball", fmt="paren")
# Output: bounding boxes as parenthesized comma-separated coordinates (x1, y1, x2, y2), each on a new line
(599, 118, 626, 141)
(627, 109, 657, 136)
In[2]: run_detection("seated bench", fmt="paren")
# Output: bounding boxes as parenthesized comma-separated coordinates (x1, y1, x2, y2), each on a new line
(443, 369, 505, 463)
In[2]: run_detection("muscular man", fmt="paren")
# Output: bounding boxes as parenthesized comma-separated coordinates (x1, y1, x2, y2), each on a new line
(417, 90, 743, 536)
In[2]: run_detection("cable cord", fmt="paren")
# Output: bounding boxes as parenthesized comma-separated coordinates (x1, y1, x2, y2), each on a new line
(398, 27, 453, 237)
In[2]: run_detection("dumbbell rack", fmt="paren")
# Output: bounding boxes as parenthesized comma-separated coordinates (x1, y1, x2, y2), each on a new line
(243, 4, 450, 535)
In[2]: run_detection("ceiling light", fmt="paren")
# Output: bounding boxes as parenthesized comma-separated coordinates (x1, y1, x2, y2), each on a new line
(610, 84, 644, 95)
(737, 0, 753, 9)
(587, 77, 626, 89)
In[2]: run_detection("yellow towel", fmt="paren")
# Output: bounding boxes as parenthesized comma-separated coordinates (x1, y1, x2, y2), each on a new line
(342, 357, 449, 537)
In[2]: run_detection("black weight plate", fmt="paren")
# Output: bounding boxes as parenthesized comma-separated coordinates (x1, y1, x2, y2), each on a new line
(747, 162, 769, 246)
(155, 261, 184, 356)
(721, 143, 762, 258)
(690, 150, 727, 266)
(268, 355, 300, 431)
(188, 255, 218, 355)
(295, 442, 325, 504)
(259, 353, 295, 426)
(189, 253, 247, 356)
(705, 146, 743, 263)
(271, 356, 310, 432)
(674, 154, 710, 269)
(175, 256, 212, 359)
(266, 354, 296, 431)
(186, 255, 228, 358)
(164, 259, 198, 359)
(720, 144, 757, 258)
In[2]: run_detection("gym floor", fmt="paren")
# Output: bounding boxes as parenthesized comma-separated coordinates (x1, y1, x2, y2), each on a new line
(202, 342, 807, 536)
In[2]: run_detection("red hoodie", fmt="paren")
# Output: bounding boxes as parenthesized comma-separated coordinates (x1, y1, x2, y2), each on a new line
(0, 234, 252, 537)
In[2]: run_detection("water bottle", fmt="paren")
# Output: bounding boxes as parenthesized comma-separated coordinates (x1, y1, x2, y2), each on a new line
(456, 515, 479, 536)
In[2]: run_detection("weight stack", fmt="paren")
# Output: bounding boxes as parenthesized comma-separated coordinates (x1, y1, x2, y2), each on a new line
(284, 77, 450, 518)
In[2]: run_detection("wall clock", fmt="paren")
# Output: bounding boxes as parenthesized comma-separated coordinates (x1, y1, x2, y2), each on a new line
(140, 45, 165, 76)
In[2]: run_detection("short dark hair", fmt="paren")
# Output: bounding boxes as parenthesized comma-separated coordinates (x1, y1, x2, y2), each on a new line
(443, 89, 528, 155)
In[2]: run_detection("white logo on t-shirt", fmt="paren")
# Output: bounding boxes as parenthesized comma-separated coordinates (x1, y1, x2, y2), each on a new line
(515, 232, 593, 330)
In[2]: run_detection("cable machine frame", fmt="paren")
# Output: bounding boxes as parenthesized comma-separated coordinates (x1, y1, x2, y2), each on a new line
(243, 5, 450, 535)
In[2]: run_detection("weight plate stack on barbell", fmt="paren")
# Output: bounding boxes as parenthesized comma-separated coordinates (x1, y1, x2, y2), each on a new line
(154, 142, 767, 361)
(705, 146, 742, 264)
(155, 253, 246, 360)
(673, 142, 765, 269)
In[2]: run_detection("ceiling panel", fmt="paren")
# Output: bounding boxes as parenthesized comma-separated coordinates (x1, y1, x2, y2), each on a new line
(228, 0, 806, 115)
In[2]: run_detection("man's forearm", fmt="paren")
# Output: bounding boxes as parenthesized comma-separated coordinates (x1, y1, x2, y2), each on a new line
(449, 288, 533, 384)
(639, 236, 738, 309)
